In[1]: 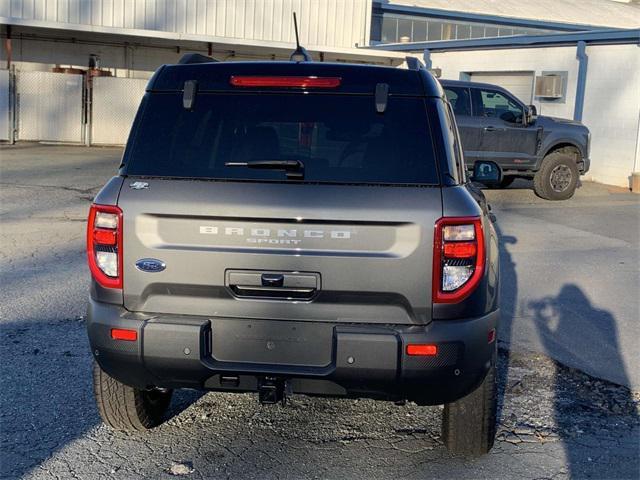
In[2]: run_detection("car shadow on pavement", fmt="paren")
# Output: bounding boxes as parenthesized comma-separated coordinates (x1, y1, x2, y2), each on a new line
(494, 226, 518, 427)
(529, 285, 640, 479)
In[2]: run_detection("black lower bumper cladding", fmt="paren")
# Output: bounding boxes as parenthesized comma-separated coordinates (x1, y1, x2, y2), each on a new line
(88, 300, 498, 406)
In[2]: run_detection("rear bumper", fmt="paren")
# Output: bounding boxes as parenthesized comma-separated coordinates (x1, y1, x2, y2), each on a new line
(87, 300, 499, 405)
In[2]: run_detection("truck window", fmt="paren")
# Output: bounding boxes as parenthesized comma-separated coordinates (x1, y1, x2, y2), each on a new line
(125, 93, 439, 186)
(473, 88, 524, 123)
(444, 87, 472, 116)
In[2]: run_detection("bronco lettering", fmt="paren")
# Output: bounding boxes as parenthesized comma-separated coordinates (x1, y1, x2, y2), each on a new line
(199, 226, 351, 240)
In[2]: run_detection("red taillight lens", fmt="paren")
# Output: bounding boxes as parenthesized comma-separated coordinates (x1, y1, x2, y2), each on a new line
(443, 241, 477, 258)
(111, 328, 137, 341)
(92, 228, 117, 246)
(406, 344, 438, 356)
(87, 204, 123, 289)
(230, 76, 341, 88)
(433, 217, 485, 304)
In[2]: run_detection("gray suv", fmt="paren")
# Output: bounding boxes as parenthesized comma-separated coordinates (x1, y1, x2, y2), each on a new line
(86, 57, 502, 456)
(441, 79, 590, 200)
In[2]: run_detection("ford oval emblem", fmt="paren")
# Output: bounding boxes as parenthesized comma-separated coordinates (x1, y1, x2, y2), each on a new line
(135, 258, 166, 273)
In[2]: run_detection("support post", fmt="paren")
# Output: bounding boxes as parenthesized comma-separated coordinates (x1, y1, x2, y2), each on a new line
(574, 41, 588, 122)
(423, 49, 432, 70)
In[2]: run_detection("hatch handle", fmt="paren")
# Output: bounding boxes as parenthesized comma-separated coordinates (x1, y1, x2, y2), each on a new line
(261, 273, 284, 287)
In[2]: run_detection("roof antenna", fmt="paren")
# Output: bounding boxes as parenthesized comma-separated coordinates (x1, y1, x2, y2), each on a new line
(290, 12, 312, 62)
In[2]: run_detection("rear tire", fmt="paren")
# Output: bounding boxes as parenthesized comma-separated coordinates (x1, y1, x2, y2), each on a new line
(93, 361, 173, 431)
(533, 152, 579, 200)
(442, 348, 497, 457)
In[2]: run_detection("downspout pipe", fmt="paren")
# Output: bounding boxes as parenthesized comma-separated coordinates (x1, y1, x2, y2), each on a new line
(4, 25, 12, 69)
(423, 49, 432, 70)
(574, 41, 588, 122)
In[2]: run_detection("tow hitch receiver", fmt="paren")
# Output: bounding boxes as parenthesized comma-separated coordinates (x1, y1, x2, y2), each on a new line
(258, 377, 289, 405)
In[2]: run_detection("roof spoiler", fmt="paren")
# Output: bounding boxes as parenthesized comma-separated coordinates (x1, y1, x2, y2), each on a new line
(178, 53, 218, 65)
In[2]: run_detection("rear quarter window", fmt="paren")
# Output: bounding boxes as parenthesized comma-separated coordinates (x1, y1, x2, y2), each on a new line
(123, 93, 440, 185)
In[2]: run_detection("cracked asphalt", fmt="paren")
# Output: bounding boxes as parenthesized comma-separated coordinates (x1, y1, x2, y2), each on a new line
(1, 144, 639, 479)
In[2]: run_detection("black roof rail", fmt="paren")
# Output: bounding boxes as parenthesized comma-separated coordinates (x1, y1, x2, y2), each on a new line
(405, 56, 425, 71)
(178, 53, 218, 65)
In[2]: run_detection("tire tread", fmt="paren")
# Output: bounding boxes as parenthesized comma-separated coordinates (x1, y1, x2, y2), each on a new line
(442, 356, 497, 456)
(92, 361, 171, 431)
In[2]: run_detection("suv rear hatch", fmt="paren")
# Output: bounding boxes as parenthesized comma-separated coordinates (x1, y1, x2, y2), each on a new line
(117, 66, 443, 326)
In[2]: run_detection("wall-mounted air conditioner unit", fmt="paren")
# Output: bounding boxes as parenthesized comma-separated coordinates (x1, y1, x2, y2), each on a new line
(535, 74, 564, 99)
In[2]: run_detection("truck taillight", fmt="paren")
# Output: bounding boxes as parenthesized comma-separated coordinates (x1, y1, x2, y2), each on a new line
(87, 204, 123, 289)
(433, 217, 485, 303)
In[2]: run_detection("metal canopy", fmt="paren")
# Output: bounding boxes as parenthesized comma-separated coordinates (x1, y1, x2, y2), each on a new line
(369, 28, 640, 52)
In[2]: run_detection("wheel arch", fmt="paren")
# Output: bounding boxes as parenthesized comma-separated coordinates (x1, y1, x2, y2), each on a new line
(542, 141, 584, 162)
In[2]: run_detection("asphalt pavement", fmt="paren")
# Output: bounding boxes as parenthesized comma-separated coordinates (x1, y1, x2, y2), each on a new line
(1, 144, 638, 479)
(485, 179, 640, 390)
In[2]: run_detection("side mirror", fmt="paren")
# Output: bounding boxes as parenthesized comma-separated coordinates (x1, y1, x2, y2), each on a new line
(526, 104, 537, 125)
(470, 161, 502, 188)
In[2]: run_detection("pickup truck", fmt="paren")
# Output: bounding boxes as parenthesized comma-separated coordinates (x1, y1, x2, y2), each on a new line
(442, 79, 590, 200)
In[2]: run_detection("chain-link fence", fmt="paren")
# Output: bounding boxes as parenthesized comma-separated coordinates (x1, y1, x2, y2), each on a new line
(1, 71, 147, 146)
(91, 77, 147, 145)
(17, 71, 84, 143)
(0, 70, 10, 141)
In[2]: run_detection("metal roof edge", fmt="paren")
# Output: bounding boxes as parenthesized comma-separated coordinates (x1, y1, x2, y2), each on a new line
(0, 17, 405, 60)
(374, 2, 606, 32)
(368, 28, 640, 52)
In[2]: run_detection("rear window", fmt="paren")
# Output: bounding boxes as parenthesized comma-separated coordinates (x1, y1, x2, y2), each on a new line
(124, 93, 439, 185)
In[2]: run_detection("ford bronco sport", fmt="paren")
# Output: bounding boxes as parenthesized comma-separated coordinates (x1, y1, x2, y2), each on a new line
(442, 79, 590, 201)
(86, 55, 502, 456)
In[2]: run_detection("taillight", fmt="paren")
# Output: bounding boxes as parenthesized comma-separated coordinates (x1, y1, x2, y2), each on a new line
(229, 76, 341, 88)
(433, 216, 485, 303)
(87, 204, 123, 289)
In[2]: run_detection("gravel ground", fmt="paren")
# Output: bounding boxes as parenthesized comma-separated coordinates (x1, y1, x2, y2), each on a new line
(1, 144, 639, 479)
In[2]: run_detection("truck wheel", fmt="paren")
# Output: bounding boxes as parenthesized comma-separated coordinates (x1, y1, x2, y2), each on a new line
(92, 361, 172, 431)
(442, 350, 497, 457)
(533, 152, 579, 200)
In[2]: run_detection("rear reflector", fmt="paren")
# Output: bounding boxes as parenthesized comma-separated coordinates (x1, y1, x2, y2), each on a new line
(111, 328, 137, 341)
(230, 76, 341, 88)
(406, 344, 438, 356)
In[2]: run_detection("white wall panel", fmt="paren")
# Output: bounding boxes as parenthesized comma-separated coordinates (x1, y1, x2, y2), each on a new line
(17, 71, 83, 142)
(582, 44, 640, 187)
(3, 0, 372, 48)
(92, 76, 147, 145)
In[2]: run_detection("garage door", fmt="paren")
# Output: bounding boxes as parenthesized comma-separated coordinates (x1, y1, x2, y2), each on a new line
(469, 72, 534, 104)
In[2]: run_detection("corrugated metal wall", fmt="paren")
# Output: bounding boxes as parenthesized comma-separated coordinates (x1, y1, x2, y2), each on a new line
(1, 0, 372, 48)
